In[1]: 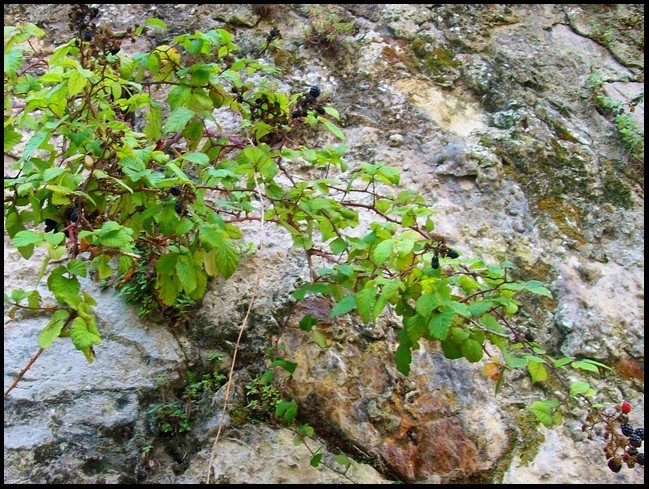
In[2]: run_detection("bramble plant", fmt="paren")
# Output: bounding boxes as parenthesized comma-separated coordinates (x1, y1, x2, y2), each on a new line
(3, 6, 643, 474)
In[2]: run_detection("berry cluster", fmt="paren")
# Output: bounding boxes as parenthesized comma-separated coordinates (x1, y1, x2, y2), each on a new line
(430, 245, 460, 270)
(68, 4, 99, 41)
(292, 86, 325, 118)
(603, 402, 644, 472)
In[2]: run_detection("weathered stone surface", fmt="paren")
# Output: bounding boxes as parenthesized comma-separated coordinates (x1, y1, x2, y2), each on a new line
(4, 3, 644, 485)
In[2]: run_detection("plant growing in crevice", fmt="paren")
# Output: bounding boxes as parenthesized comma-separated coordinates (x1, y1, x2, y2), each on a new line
(3, 6, 643, 476)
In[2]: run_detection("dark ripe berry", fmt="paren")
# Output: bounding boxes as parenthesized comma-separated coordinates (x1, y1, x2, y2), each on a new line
(292, 109, 303, 118)
(524, 331, 535, 342)
(621, 401, 632, 414)
(109, 46, 120, 55)
(316, 106, 325, 115)
(309, 86, 321, 99)
(626, 447, 639, 457)
(44, 218, 60, 233)
(431, 255, 439, 270)
(83, 31, 93, 41)
(608, 458, 622, 473)
(174, 200, 184, 215)
(68, 208, 79, 222)
(637, 453, 644, 466)
(170, 186, 181, 197)
(629, 434, 643, 448)
(622, 424, 635, 437)
(634, 428, 644, 440)
(446, 248, 459, 259)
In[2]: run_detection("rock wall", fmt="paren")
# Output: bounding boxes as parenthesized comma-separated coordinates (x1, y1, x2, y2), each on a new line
(4, 4, 644, 484)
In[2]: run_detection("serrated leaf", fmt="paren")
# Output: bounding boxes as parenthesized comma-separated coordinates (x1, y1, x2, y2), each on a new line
(182, 152, 210, 166)
(144, 102, 162, 142)
(329, 237, 347, 255)
(47, 266, 81, 306)
(447, 301, 470, 318)
(175, 254, 197, 293)
(373, 238, 393, 264)
(329, 294, 355, 317)
(529, 401, 556, 427)
(70, 315, 101, 350)
(293, 283, 331, 300)
(66, 259, 87, 277)
(428, 308, 454, 340)
(527, 360, 548, 383)
(12, 230, 43, 248)
(38, 309, 70, 348)
(415, 294, 437, 317)
(157, 275, 179, 306)
(163, 107, 194, 133)
(355, 286, 376, 323)
(4, 126, 22, 152)
(203, 248, 218, 277)
(146, 18, 168, 30)
(461, 338, 484, 363)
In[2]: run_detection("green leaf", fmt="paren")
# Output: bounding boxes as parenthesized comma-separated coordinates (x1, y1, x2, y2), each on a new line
(395, 329, 412, 376)
(4, 48, 23, 76)
(272, 358, 297, 374)
(323, 106, 340, 119)
(355, 286, 376, 323)
(38, 309, 70, 348)
(460, 338, 483, 363)
(334, 453, 350, 468)
(441, 339, 463, 359)
(163, 107, 195, 133)
(144, 102, 163, 142)
(319, 118, 345, 140)
(12, 230, 43, 248)
(182, 152, 210, 166)
(47, 266, 81, 306)
(527, 360, 548, 383)
(175, 254, 197, 293)
(310, 453, 323, 468)
(67, 69, 87, 96)
(553, 356, 574, 368)
(329, 294, 355, 317)
(312, 328, 329, 349)
(275, 400, 298, 422)
(570, 381, 591, 397)
(146, 17, 168, 30)
(523, 280, 553, 298)
(66, 259, 87, 278)
(157, 275, 179, 306)
(293, 283, 331, 300)
(329, 237, 347, 255)
(373, 239, 393, 264)
(428, 309, 454, 340)
(571, 360, 600, 374)
(299, 314, 317, 332)
(529, 400, 558, 427)
(4, 126, 22, 152)
(157, 252, 178, 275)
(415, 294, 437, 317)
(447, 301, 470, 318)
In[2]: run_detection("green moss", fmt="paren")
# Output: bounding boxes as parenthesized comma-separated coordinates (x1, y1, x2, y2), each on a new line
(514, 411, 546, 466)
(600, 169, 634, 208)
(537, 196, 586, 245)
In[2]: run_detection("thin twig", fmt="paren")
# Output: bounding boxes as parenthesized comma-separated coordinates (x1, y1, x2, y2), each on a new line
(205, 172, 267, 483)
(4, 348, 44, 397)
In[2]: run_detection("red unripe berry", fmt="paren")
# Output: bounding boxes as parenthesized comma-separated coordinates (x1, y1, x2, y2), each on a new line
(621, 401, 632, 414)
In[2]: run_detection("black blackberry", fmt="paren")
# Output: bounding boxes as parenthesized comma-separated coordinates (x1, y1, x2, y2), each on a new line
(634, 428, 644, 441)
(316, 106, 325, 115)
(83, 31, 93, 41)
(44, 218, 60, 233)
(170, 186, 181, 197)
(292, 109, 303, 118)
(608, 458, 622, 473)
(174, 201, 184, 215)
(446, 248, 459, 259)
(309, 86, 321, 98)
(622, 424, 635, 437)
(629, 434, 643, 448)
(67, 208, 78, 222)
(431, 255, 439, 270)
(637, 453, 644, 466)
